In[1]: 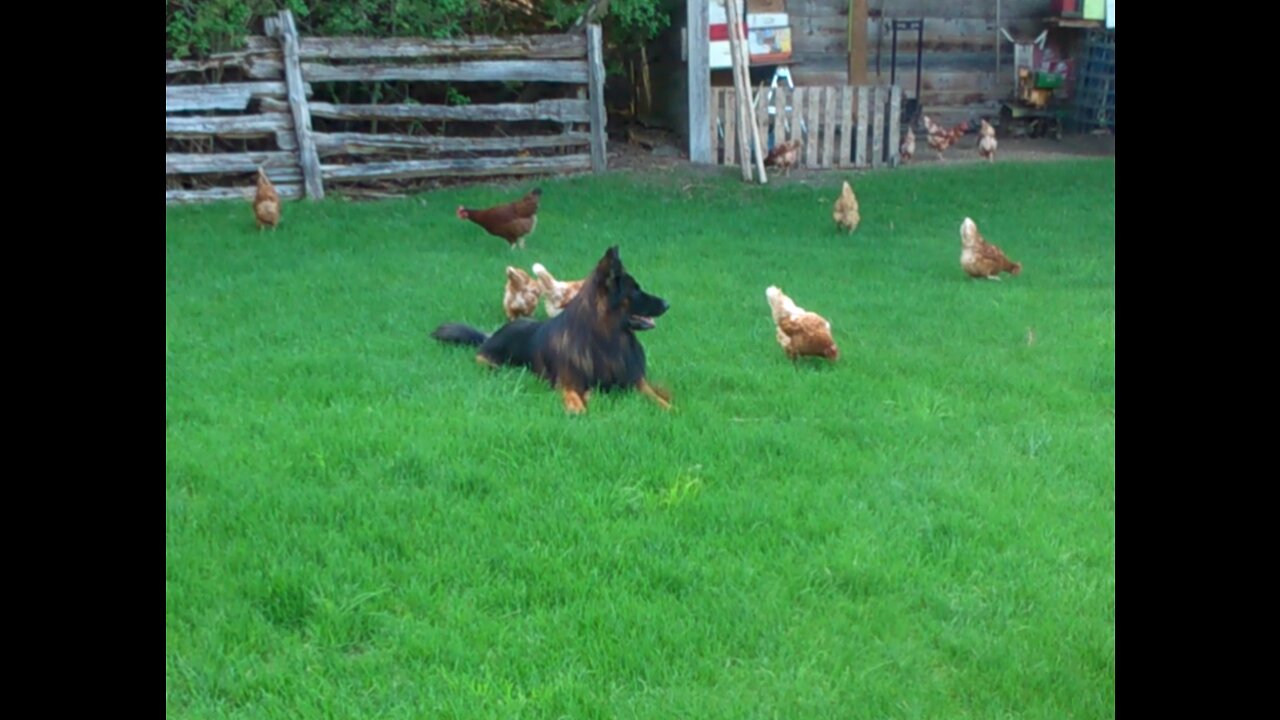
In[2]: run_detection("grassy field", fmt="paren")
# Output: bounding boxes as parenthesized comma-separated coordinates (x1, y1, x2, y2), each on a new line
(166, 159, 1115, 719)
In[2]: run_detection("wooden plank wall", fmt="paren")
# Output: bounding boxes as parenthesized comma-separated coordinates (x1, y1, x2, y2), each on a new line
(166, 11, 608, 204)
(711, 84, 898, 169)
(786, 0, 1048, 114)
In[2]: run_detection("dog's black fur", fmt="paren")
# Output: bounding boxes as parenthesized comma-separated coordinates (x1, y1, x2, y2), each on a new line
(431, 246, 671, 412)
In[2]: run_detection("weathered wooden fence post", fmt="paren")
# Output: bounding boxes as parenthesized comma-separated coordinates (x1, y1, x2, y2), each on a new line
(686, 0, 711, 164)
(587, 23, 608, 172)
(888, 85, 902, 167)
(274, 10, 324, 199)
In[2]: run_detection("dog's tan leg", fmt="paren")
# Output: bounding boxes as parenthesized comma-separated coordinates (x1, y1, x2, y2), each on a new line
(638, 378, 672, 411)
(561, 387, 587, 414)
(475, 353, 499, 369)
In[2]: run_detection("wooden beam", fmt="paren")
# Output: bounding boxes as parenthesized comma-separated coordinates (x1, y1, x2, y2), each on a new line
(166, 113, 292, 138)
(305, 99, 589, 123)
(849, 0, 869, 85)
(320, 154, 591, 182)
(167, 184, 303, 204)
(166, 151, 300, 175)
(586, 24, 608, 172)
(313, 132, 591, 156)
(165, 82, 289, 112)
(300, 60, 589, 84)
(275, 10, 324, 200)
(687, 0, 711, 164)
(295, 35, 586, 60)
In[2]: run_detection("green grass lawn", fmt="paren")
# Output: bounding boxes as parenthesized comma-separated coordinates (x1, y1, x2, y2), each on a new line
(166, 159, 1115, 719)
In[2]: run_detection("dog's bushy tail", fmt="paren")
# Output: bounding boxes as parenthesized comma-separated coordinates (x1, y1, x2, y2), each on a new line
(431, 323, 489, 347)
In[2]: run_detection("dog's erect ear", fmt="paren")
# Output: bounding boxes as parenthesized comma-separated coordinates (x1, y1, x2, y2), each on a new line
(593, 246, 626, 308)
(594, 246, 623, 283)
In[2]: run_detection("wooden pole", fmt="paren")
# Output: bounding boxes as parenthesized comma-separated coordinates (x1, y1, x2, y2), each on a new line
(996, 0, 1003, 95)
(275, 10, 323, 199)
(687, 0, 711, 163)
(587, 23, 608, 172)
(724, 0, 751, 181)
(740, 34, 767, 182)
(725, 0, 767, 183)
(849, 0, 869, 85)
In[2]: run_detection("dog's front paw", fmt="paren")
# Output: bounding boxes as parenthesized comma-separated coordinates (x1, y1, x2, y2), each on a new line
(561, 388, 588, 414)
(638, 379, 673, 411)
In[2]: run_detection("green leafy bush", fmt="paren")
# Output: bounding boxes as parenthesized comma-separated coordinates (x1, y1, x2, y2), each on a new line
(166, 1, 674, 59)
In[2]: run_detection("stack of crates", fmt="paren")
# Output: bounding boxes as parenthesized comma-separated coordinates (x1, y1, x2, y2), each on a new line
(1075, 29, 1115, 131)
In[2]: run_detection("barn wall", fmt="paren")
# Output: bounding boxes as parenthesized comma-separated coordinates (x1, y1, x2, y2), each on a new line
(787, 0, 1049, 111)
(653, 1, 1059, 152)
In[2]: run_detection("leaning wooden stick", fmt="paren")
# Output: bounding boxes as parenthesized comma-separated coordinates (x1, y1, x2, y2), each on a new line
(724, 0, 752, 181)
(724, 0, 767, 184)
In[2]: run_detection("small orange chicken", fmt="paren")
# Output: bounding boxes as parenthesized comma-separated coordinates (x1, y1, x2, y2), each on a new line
(531, 262, 585, 318)
(900, 126, 916, 162)
(833, 180, 860, 233)
(960, 217, 1022, 280)
(763, 139, 802, 176)
(503, 266, 541, 320)
(923, 115, 969, 161)
(253, 167, 281, 230)
(766, 286, 838, 361)
(977, 119, 998, 162)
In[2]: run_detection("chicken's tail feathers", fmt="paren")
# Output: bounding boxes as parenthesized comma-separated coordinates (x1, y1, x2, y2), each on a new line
(431, 323, 489, 347)
(531, 262, 555, 288)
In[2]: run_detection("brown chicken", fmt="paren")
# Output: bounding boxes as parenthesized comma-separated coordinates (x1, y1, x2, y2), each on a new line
(457, 188, 542, 249)
(531, 262, 585, 318)
(766, 286, 839, 361)
(900, 126, 916, 163)
(960, 217, 1022, 280)
(922, 115, 969, 161)
(763, 139, 802, 176)
(833, 180, 860, 234)
(253, 167, 281, 230)
(977, 119, 998, 162)
(503, 266, 542, 321)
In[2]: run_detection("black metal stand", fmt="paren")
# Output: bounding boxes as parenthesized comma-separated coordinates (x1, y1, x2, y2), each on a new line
(887, 19, 924, 125)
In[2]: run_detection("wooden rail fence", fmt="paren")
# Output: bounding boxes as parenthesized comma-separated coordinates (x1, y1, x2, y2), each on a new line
(166, 10, 607, 204)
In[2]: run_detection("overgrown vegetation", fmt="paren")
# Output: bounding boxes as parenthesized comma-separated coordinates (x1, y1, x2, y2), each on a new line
(166, 0, 674, 60)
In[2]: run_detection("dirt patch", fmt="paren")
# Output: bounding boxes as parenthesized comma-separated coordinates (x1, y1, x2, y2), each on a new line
(605, 129, 1113, 178)
(318, 129, 1113, 200)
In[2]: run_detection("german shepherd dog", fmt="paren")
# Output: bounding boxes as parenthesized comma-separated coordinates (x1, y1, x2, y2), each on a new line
(431, 246, 671, 414)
